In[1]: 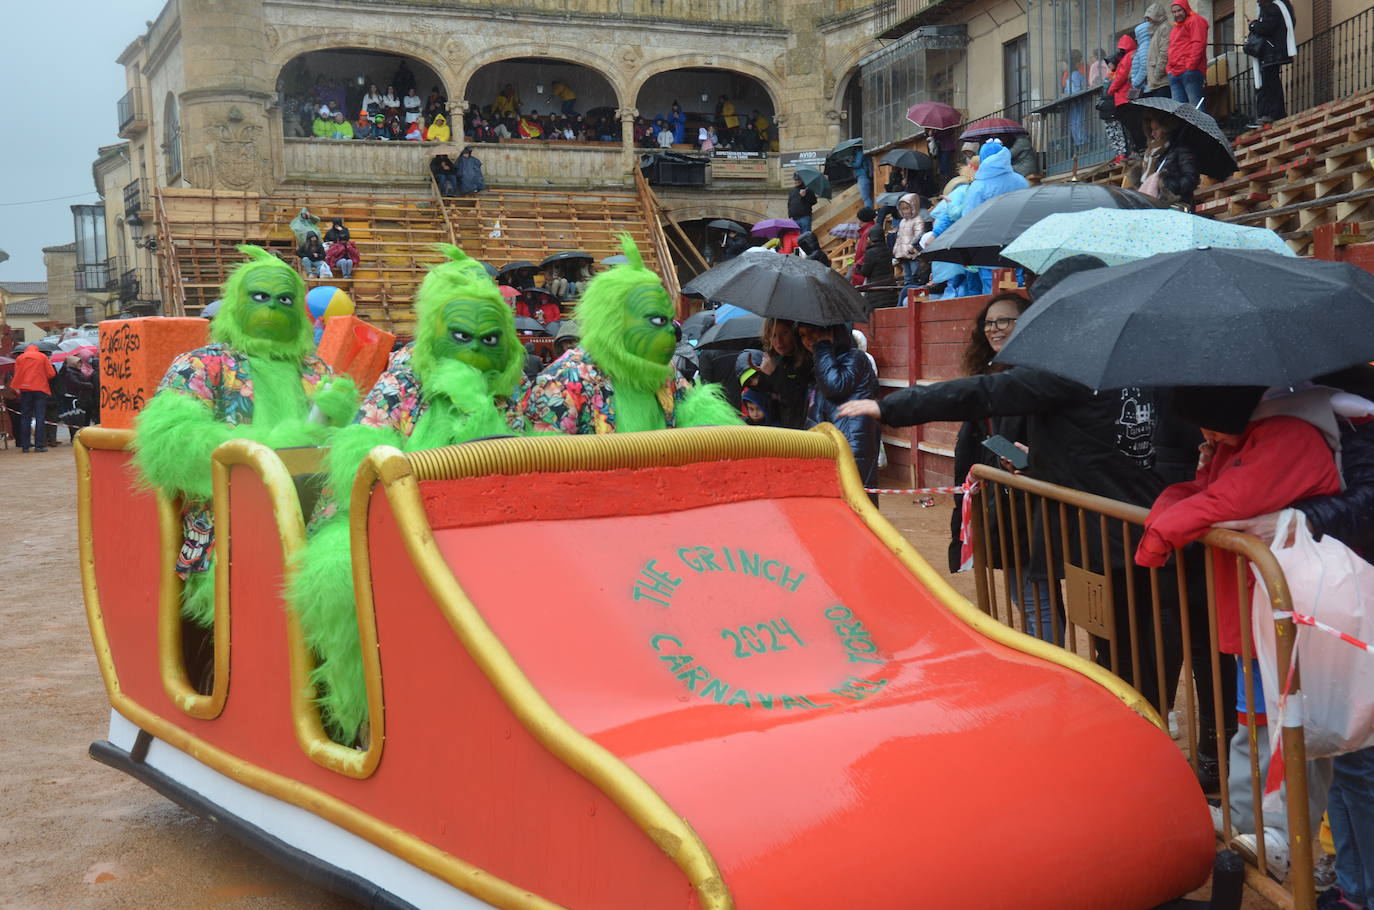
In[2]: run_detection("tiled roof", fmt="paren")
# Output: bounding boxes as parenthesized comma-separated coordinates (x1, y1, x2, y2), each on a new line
(6, 297, 50, 315)
(41, 242, 76, 253)
(0, 281, 47, 295)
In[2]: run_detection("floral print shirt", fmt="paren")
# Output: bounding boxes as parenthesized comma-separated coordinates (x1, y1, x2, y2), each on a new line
(309, 345, 526, 527)
(354, 344, 526, 437)
(519, 347, 682, 435)
(158, 343, 332, 577)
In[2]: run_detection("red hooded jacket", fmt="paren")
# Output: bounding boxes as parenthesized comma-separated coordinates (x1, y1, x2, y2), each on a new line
(1136, 415, 1340, 653)
(1108, 34, 1138, 106)
(12, 345, 55, 394)
(1166, 0, 1210, 75)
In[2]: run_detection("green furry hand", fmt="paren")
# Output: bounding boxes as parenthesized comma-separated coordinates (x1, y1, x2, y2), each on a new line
(677, 383, 746, 428)
(310, 375, 361, 427)
(133, 392, 236, 502)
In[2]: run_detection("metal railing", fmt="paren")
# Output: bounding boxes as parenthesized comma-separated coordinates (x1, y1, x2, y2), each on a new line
(968, 465, 1317, 909)
(1029, 84, 1110, 177)
(74, 261, 111, 293)
(117, 88, 145, 135)
(1221, 8, 1374, 130)
(104, 256, 122, 292)
(123, 178, 148, 221)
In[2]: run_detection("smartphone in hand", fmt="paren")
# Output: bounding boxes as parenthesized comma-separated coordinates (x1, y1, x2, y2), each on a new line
(981, 434, 1029, 470)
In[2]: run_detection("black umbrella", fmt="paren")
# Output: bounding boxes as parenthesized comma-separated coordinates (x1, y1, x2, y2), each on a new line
(1117, 97, 1238, 181)
(498, 260, 537, 278)
(880, 148, 934, 171)
(514, 316, 552, 335)
(477, 261, 499, 278)
(697, 312, 766, 351)
(540, 250, 594, 268)
(922, 184, 1165, 267)
(682, 252, 871, 325)
(707, 219, 748, 235)
(875, 192, 905, 209)
(997, 248, 1374, 389)
(21, 339, 60, 354)
(680, 309, 716, 344)
(795, 166, 832, 199)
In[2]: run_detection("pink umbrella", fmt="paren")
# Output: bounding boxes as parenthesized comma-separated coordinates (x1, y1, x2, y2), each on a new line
(498, 284, 520, 302)
(959, 117, 1027, 141)
(50, 351, 70, 363)
(906, 102, 962, 130)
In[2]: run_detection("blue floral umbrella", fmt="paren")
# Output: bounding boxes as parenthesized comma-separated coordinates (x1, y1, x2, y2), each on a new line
(1002, 208, 1295, 275)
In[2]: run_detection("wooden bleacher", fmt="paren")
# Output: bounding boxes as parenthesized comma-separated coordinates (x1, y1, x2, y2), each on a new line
(1192, 90, 1374, 253)
(155, 183, 670, 337)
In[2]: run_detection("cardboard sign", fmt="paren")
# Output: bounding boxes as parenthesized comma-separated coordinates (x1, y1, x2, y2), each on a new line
(316, 315, 396, 393)
(99, 317, 210, 429)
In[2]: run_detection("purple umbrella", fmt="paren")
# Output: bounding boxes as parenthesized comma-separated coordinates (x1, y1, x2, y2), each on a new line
(751, 218, 800, 239)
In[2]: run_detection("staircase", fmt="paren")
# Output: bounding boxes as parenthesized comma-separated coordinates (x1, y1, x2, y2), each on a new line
(156, 184, 669, 337)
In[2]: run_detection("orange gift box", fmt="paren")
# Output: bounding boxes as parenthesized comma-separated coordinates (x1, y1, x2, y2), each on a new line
(316, 315, 395, 393)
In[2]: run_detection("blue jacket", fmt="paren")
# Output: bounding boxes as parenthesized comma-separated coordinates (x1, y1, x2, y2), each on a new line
(1132, 19, 1154, 89)
(809, 337, 880, 485)
(961, 143, 1029, 214)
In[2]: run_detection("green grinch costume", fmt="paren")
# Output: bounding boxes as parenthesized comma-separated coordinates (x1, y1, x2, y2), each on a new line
(132, 246, 358, 627)
(288, 245, 525, 744)
(520, 235, 740, 433)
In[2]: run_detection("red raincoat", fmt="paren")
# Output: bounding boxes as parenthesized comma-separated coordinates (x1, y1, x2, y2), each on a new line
(1136, 415, 1339, 653)
(1167, 0, 1210, 75)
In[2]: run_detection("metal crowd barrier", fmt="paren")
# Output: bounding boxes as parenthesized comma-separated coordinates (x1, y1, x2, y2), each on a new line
(968, 464, 1317, 910)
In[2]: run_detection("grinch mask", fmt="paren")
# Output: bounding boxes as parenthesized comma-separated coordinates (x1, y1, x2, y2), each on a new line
(211, 245, 311, 360)
(427, 295, 516, 389)
(619, 283, 677, 366)
(410, 244, 524, 401)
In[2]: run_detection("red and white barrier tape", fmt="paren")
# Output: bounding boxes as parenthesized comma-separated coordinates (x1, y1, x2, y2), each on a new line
(864, 485, 964, 495)
(1275, 611, 1374, 655)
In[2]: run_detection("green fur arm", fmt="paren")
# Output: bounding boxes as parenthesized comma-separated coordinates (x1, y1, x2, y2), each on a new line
(676, 383, 746, 428)
(287, 518, 368, 743)
(311, 375, 361, 427)
(133, 391, 237, 501)
(325, 422, 403, 512)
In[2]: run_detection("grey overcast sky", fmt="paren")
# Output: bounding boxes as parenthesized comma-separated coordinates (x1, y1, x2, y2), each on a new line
(0, 1, 169, 282)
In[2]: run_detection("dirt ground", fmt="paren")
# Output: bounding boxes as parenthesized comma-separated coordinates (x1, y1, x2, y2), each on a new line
(1, 441, 1274, 909)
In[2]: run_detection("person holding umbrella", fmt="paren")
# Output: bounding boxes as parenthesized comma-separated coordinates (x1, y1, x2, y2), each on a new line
(1135, 109, 1201, 207)
(797, 323, 880, 497)
(788, 172, 818, 234)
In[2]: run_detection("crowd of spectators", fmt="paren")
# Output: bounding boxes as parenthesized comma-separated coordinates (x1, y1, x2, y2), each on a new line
(282, 67, 778, 153)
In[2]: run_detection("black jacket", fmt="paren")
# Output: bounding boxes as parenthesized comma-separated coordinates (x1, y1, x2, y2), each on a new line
(756, 356, 811, 429)
(810, 338, 880, 485)
(859, 225, 894, 283)
(879, 367, 1165, 505)
(1250, 0, 1293, 67)
(721, 233, 752, 261)
(1297, 418, 1374, 558)
(1154, 141, 1201, 207)
(787, 186, 816, 220)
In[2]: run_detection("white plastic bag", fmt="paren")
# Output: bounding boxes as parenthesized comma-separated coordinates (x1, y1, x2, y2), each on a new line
(317, 261, 333, 279)
(1252, 509, 1374, 776)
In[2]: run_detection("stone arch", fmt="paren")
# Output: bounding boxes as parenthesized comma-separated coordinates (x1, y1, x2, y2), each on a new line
(270, 33, 458, 99)
(628, 55, 782, 113)
(455, 44, 626, 111)
(662, 200, 770, 225)
(828, 40, 882, 115)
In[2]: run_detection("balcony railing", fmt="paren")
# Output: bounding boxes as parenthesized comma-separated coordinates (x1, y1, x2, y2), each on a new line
(118, 267, 145, 303)
(105, 256, 123, 292)
(1219, 7, 1373, 131)
(445, 0, 780, 25)
(74, 261, 111, 293)
(1030, 84, 1110, 177)
(117, 88, 147, 137)
(124, 178, 149, 222)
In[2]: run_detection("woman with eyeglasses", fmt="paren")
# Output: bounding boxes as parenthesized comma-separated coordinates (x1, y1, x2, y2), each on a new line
(945, 293, 1059, 641)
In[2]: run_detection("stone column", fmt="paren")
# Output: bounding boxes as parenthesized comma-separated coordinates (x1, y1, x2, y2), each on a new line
(176, 0, 276, 193)
(616, 106, 639, 181)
